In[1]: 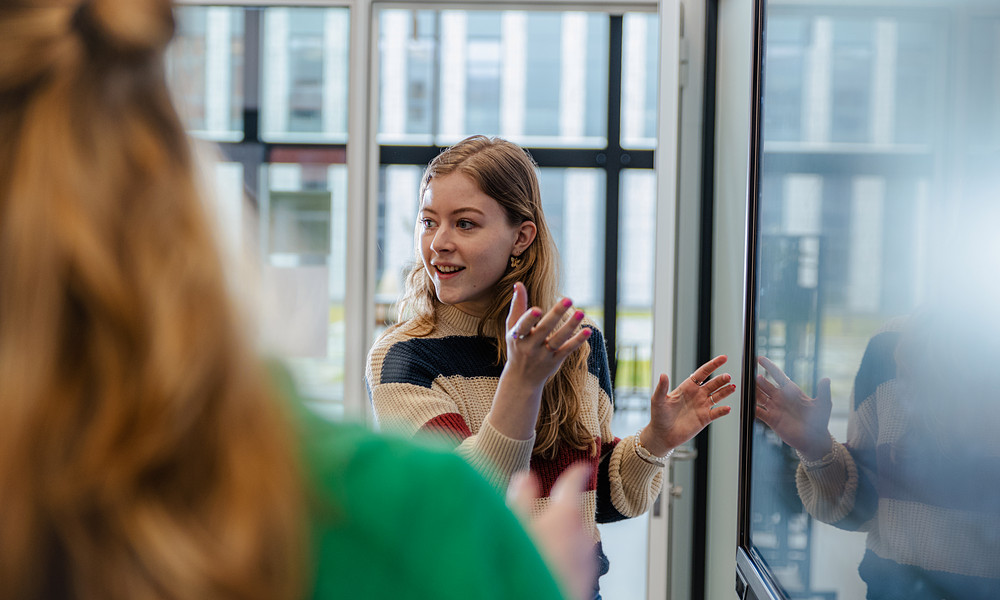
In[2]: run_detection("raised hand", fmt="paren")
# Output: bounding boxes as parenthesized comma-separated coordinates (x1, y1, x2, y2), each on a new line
(755, 356, 833, 461)
(507, 464, 597, 600)
(641, 355, 736, 456)
(503, 281, 591, 389)
(488, 282, 592, 441)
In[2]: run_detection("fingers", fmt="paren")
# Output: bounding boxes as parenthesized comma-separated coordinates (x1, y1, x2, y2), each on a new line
(506, 470, 539, 520)
(652, 373, 670, 402)
(549, 327, 592, 360)
(709, 404, 733, 420)
(755, 403, 773, 426)
(507, 292, 588, 352)
(506, 282, 529, 333)
(816, 377, 832, 406)
(704, 373, 734, 396)
(549, 462, 590, 506)
(508, 306, 543, 341)
(532, 462, 595, 600)
(757, 355, 790, 387)
(708, 384, 737, 407)
(756, 373, 778, 397)
(689, 355, 728, 386)
(532, 298, 575, 345)
(544, 308, 585, 351)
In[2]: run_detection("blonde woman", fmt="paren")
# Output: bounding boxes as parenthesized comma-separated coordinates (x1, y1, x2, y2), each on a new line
(0, 3, 592, 599)
(368, 135, 736, 597)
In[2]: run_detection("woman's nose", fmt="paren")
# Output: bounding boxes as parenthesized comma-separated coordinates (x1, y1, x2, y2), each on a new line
(430, 226, 455, 252)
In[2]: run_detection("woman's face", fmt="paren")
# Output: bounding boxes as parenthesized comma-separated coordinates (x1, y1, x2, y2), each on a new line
(418, 172, 535, 317)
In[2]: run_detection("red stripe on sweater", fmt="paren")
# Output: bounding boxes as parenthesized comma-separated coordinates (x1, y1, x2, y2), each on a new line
(529, 437, 602, 497)
(419, 413, 473, 447)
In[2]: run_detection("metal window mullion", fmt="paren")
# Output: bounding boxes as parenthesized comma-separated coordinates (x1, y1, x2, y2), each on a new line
(603, 15, 624, 384)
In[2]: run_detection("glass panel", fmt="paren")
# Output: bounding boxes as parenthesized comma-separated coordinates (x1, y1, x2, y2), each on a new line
(749, 4, 1000, 599)
(616, 169, 656, 403)
(539, 167, 605, 322)
(375, 164, 424, 334)
(377, 9, 609, 148)
(375, 166, 605, 329)
(621, 12, 659, 149)
(262, 7, 350, 143)
(261, 162, 349, 412)
(595, 168, 657, 600)
(168, 6, 244, 141)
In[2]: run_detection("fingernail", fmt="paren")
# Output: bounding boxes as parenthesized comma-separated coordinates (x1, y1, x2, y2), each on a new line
(562, 298, 573, 308)
(574, 310, 584, 320)
(582, 328, 592, 337)
(531, 309, 541, 318)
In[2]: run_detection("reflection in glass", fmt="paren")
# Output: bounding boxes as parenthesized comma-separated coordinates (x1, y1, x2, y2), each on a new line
(749, 3, 1000, 599)
(262, 8, 349, 142)
(168, 6, 244, 140)
(377, 9, 609, 147)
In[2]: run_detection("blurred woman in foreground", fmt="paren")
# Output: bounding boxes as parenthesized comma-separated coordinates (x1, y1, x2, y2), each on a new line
(0, 1, 592, 598)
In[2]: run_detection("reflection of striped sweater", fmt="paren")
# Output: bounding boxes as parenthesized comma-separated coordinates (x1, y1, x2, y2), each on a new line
(366, 303, 663, 548)
(796, 328, 1000, 598)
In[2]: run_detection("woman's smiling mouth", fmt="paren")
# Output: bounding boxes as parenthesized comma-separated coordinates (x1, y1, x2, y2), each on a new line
(434, 264, 465, 275)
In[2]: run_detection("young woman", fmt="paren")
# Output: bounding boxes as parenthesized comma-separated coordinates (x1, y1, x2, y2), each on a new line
(368, 135, 737, 595)
(0, 3, 590, 599)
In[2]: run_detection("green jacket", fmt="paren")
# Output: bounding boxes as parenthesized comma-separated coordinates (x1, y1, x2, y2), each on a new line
(295, 407, 568, 599)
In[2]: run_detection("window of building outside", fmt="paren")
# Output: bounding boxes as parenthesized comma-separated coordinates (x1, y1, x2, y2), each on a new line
(168, 6, 350, 417)
(166, 5, 660, 424)
(375, 9, 660, 410)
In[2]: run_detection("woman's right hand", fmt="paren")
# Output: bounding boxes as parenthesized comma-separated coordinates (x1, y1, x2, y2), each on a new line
(487, 282, 591, 442)
(503, 281, 591, 389)
(755, 356, 834, 461)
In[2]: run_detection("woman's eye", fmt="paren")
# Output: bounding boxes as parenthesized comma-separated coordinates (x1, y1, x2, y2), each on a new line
(456, 219, 475, 230)
(419, 217, 435, 228)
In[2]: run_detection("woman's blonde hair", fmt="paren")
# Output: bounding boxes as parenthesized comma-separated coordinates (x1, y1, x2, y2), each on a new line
(398, 135, 595, 459)
(0, 1, 304, 598)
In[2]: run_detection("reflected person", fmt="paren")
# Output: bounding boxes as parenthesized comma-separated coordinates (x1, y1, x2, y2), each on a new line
(756, 308, 1000, 599)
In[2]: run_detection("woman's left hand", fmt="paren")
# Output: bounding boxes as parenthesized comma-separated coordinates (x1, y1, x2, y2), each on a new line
(640, 355, 735, 456)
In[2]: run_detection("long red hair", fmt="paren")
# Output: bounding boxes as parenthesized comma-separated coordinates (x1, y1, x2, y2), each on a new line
(0, 1, 305, 598)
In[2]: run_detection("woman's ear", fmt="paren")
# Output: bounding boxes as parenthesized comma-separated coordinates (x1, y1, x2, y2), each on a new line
(513, 221, 537, 256)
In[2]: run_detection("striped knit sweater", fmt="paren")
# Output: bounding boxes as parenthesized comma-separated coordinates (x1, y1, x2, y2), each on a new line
(366, 303, 664, 548)
(795, 325, 1000, 598)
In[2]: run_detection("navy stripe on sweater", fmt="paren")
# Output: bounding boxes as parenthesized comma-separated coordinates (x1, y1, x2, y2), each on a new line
(584, 326, 614, 401)
(831, 444, 880, 530)
(379, 336, 503, 388)
(853, 331, 900, 409)
(595, 441, 628, 523)
(858, 549, 1000, 599)
(380, 326, 614, 401)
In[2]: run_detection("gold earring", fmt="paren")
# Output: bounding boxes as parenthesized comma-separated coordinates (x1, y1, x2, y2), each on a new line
(509, 255, 523, 269)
